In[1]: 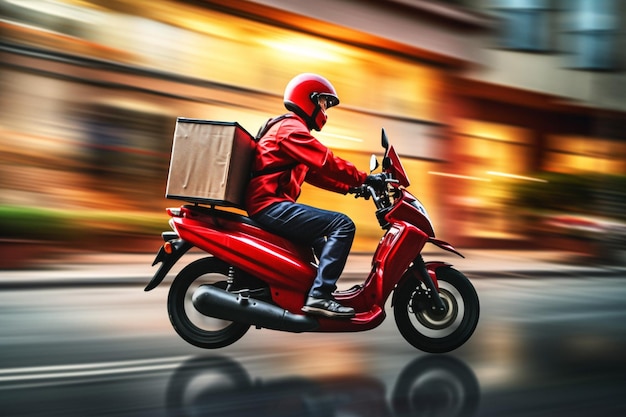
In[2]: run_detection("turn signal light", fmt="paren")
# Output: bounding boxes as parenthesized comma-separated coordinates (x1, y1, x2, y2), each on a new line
(166, 207, 183, 217)
(163, 241, 173, 254)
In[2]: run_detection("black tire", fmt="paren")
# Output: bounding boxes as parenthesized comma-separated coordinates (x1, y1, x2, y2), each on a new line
(167, 257, 250, 349)
(394, 267, 479, 353)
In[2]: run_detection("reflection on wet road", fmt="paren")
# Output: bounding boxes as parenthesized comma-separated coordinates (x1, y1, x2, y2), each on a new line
(1, 277, 625, 416)
(165, 354, 479, 417)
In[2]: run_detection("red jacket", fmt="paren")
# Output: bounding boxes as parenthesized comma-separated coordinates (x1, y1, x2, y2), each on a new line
(245, 114, 367, 216)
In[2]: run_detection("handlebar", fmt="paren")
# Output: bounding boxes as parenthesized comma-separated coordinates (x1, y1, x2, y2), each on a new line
(349, 175, 398, 210)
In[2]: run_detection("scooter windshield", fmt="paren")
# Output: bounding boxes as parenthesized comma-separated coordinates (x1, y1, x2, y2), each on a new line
(387, 145, 410, 187)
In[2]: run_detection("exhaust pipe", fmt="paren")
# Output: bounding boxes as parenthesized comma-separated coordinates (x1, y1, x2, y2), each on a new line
(192, 285, 318, 333)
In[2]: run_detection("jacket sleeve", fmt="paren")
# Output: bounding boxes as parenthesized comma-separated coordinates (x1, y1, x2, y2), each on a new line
(278, 119, 367, 192)
(305, 169, 351, 193)
(305, 154, 367, 194)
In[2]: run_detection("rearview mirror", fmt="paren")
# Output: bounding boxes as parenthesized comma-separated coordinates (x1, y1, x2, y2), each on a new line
(381, 128, 389, 151)
(369, 154, 379, 173)
(381, 128, 391, 169)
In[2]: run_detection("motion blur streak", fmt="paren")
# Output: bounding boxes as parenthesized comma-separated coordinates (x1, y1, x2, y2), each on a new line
(0, 356, 189, 385)
(1, 0, 623, 263)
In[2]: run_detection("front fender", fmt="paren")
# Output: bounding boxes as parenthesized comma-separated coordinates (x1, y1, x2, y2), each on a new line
(144, 236, 193, 291)
(391, 261, 452, 307)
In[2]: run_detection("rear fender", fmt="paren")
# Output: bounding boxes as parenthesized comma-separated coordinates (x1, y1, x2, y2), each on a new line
(145, 235, 193, 291)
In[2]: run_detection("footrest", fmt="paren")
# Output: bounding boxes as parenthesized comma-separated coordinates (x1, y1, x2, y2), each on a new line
(333, 284, 363, 295)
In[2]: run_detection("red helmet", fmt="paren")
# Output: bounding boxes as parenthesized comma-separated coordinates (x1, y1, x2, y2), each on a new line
(283, 73, 340, 131)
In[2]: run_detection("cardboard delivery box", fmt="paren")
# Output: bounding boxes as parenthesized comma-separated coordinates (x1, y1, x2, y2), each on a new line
(165, 118, 255, 208)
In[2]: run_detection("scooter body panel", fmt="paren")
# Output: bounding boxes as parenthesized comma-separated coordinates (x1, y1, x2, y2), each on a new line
(170, 207, 318, 313)
(312, 220, 430, 331)
(158, 195, 456, 332)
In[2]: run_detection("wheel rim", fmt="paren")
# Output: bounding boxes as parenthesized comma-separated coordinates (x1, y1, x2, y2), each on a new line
(180, 274, 237, 333)
(409, 282, 465, 338)
(414, 288, 458, 330)
(168, 258, 250, 349)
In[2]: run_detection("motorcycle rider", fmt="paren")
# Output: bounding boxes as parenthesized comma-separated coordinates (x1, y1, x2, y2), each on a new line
(245, 73, 374, 318)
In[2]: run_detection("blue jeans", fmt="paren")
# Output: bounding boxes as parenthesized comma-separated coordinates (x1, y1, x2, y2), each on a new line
(251, 201, 356, 298)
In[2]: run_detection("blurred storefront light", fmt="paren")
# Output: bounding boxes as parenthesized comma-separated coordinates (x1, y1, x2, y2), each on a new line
(486, 171, 548, 183)
(261, 37, 347, 63)
(428, 171, 492, 182)
(317, 132, 364, 144)
(4, 0, 100, 22)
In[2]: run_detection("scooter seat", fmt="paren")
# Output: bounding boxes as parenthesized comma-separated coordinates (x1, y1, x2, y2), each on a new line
(181, 204, 317, 265)
(183, 204, 263, 228)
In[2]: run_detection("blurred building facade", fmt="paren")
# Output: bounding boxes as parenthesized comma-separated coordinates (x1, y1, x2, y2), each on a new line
(450, 0, 626, 248)
(0, 0, 624, 251)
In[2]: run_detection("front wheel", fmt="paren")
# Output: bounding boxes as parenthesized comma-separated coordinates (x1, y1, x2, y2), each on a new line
(394, 267, 479, 353)
(167, 257, 250, 349)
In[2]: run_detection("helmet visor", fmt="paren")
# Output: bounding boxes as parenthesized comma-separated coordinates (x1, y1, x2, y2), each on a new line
(313, 93, 339, 109)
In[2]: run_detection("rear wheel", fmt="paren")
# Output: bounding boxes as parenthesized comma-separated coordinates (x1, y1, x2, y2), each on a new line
(394, 267, 479, 353)
(167, 257, 250, 349)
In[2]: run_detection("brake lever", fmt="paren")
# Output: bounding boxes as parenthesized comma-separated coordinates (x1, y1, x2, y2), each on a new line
(354, 186, 371, 200)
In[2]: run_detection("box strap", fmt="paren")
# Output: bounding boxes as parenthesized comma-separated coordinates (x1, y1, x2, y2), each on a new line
(254, 113, 294, 141)
(251, 113, 297, 179)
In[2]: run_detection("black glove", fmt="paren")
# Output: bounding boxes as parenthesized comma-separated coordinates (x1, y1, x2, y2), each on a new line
(364, 173, 386, 189)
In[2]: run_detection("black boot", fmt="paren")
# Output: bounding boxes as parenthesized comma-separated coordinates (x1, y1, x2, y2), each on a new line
(302, 296, 355, 318)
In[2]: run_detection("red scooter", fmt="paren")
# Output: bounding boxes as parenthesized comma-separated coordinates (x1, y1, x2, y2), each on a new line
(146, 130, 479, 353)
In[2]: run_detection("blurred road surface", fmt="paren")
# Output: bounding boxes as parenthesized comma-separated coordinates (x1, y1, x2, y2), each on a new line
(0, 252, 625, 416)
